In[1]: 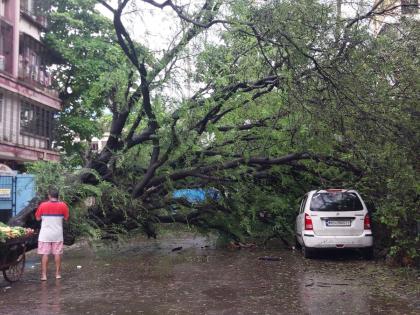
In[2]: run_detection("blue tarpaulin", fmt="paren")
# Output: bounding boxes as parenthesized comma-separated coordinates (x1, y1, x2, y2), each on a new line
(172, 188, 220, 203)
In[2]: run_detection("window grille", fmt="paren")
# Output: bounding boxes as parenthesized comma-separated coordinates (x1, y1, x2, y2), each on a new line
(20, 0, 48, 27)
(20, 101, 54, 139)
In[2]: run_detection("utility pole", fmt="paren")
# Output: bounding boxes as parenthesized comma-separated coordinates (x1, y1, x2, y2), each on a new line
(335, 0, 343, 41)
(337, 0, 342, 19)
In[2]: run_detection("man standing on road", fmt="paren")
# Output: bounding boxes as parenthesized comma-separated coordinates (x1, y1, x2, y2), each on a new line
(35, 187, 69, 281)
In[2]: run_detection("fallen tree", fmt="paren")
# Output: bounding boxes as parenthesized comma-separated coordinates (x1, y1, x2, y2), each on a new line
(14, 0, 419, 265)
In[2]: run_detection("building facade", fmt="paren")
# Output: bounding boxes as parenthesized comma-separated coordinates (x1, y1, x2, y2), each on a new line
(372, 0, 419, 35)
(0, 0, 60, 169)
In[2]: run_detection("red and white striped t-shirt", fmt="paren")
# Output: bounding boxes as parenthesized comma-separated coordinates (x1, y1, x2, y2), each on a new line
(35, 201, 69, 242)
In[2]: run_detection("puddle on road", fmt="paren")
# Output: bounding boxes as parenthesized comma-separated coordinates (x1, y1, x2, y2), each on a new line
(0, 234, 418, 315)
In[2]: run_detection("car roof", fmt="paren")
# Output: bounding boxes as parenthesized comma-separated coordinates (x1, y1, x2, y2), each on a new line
(309, 189, 359, 194)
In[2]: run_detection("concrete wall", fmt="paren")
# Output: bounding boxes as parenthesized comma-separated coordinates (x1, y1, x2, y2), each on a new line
(19, 18, 41, 41)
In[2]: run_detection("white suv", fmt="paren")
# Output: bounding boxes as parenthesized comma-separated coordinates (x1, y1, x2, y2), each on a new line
(295, 189, 373, 259)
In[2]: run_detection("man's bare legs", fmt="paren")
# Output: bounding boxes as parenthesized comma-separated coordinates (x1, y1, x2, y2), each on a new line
(41, 254, 62, 279)
(54, 255, 62, 278)
(41, 254, 48, 280)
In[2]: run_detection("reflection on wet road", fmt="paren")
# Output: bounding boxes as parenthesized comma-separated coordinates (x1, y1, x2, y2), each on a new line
(0, 235, 419, 315)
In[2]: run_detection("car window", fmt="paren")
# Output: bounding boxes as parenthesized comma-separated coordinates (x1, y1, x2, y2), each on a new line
(310, 192, 363, 212)
(299, 195, 308, 213)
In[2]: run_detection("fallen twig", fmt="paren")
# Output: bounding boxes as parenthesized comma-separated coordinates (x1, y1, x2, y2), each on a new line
(258, 256, 281, 261)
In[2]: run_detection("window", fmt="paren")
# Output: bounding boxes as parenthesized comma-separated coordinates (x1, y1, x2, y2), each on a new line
(20, 101, 54, 138)
(310, 192, 364, 212)
(0, 20, 13, 73)
(0, 1, 6, 17)
(20, 0, 34, 15)
(299, 195, 308, 214)
(401, 0, 419, 14)
(18, 34, 51, 87)
(20, 0, 48, 26)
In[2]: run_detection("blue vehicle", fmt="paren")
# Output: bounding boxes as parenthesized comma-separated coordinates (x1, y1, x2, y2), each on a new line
(0, 164, 36, 223)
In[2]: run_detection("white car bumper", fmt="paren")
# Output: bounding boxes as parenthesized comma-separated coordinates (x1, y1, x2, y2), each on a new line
(302, 231, 373, 249)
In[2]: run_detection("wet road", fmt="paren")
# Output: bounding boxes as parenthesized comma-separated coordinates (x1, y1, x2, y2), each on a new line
(0, 234, 419, 315)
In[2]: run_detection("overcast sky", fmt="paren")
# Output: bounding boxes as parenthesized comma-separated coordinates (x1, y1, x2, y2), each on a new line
(97, 1, 200, 54)
(96, 1, 375, 100)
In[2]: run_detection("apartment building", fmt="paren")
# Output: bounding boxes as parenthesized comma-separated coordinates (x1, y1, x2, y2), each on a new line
(0, 0, 61, 170)
(372, 0, 419, 35)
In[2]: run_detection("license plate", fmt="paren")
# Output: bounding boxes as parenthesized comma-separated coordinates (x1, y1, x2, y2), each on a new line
(326, 220, 351, 227)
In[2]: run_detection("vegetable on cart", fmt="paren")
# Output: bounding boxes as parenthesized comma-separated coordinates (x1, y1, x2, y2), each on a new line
(0, 223, 35, 283)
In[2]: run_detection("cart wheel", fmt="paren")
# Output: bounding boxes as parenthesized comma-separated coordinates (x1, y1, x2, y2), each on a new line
(3, 245, 26, 283)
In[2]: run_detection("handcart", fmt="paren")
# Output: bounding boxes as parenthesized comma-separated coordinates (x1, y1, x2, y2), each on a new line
(0, 236, 30, 282)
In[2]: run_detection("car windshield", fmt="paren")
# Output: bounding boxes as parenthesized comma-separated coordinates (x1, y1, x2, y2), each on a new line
(310, 192, 363, 212)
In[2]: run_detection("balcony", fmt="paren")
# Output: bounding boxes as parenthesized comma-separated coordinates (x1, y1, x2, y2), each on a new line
(0, 19, 13, 75)
(17, 33, 59, 98)
(20, 0, 48, 29)
(18, 59, 56, 94)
